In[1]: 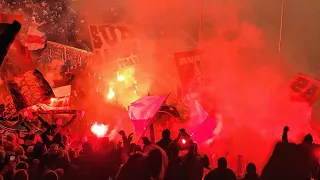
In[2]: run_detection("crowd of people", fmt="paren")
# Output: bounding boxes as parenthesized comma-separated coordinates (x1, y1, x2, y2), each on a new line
(0, 105, 318, 180)
(0, 0, 88, 49)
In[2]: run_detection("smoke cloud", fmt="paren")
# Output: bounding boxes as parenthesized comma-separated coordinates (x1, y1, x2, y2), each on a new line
(68, 0, 320, 171)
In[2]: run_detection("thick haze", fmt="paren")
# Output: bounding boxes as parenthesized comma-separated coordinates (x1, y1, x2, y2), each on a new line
(69, 0, 320, 170)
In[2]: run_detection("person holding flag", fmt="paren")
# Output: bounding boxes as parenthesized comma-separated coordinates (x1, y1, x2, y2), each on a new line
(25, 16, 46, 51)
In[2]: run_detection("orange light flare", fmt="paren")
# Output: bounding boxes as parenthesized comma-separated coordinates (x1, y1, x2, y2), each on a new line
(105, 67, 141, 108)
(117, 74, 125, 82)
(91, 122, 109, 138)
(107, 87, 115, 100)
(49, 98, 55, 106)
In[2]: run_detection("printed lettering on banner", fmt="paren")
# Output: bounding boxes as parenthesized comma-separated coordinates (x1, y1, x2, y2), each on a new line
(174, 49, 203, 94)
(115, 55, 139, 70)
(38, 41, 92, 66)
(290, 73, 320, 105)
(88, 24, 138, 63)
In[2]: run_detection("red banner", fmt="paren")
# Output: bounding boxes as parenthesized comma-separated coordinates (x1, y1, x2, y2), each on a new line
(88, 24, 137, 64)
(289, 73, 320, 105)
(174, 49, 203, 94)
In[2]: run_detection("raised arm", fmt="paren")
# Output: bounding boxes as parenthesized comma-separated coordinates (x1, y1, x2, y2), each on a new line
(282, 126, 289, 143)
(38, 21, 46, 26)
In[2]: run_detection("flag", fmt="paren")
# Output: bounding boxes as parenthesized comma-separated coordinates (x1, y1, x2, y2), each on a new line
(8, 69, 55, 111)
(25, 27, 45, 50)
(5, 40, 34, 72)
(289, 73, 320, 105)
(128, 95, 168, 137)
(52, 85, 71, 97)
(40, 85, 71, 109)
(188, 100, 217, 144)
(0, 21, 21, 66)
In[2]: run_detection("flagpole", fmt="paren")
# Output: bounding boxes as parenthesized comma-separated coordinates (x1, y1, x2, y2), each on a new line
(198, 0, 203, 45)
(277, 0, 285, 68)
(137, 93, 171, 144)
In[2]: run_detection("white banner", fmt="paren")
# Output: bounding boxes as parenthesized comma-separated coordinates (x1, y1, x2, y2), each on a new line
(88, 24, 138, 64)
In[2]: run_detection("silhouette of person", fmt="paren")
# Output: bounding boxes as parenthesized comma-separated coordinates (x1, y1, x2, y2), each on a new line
(156, 129, 172, 155)
(204, 157, 237, 180)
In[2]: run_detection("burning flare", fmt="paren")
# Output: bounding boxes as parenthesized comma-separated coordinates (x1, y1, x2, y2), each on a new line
(91, 122, 108, 138)
(107, 87, 115, 100)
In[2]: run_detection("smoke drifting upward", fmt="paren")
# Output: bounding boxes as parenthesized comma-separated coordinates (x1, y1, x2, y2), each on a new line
(43, 59, 65, 87)
(69, 0, 319, 170)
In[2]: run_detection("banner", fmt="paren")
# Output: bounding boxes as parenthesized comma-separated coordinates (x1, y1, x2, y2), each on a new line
(37, 110, 77, 114)
(289, 73, 320, 105)
(114, 54, 139, 70)
(174, 49, 203, 94)
(52, 85, 71, 97)
(38, 41, 92, 67)
(25, 85, 72, 113)
(8, 69, 55, 111)
(88, 24, 137, 63)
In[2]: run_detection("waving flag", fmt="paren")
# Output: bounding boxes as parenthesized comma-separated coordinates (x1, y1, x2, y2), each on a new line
(128, 95, 169, 137)
(42, 85, 71, 109)
(25, 26, 45, 50)
(289, 73, 320, 105)
(0, 21, 21, 66)
(8, 69, 55, 111)
(188, 100, 217, 144)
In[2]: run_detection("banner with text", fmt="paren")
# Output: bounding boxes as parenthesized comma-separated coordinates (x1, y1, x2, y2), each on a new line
(289, 73, 320, 105)
(8, 69, 55, 111)
(174, 49, 203, 95)
(88, 24, 138, 64)
(38, 41, 92, 67)
(114, 54, 139, 70)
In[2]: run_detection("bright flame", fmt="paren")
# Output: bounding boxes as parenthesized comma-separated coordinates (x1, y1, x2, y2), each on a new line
(91, 122, 108, 138)
(50, 98, 55, 106)
(181, 139, 187, 144)
(107, 87, 115, 99)
(117, 75, 125, 81)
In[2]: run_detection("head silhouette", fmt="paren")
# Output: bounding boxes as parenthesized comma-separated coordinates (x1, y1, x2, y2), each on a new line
(246, 163, 257, 174)
(162, 129, 170, 140)
(217, 157, 227, 169)
(303, 134, 313, 144)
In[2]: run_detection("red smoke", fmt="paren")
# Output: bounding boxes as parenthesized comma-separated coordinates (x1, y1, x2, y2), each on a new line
(69, 0, 315, 172)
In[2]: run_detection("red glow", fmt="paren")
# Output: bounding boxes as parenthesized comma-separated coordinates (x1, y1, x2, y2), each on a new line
(90, 122, 108, 138)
